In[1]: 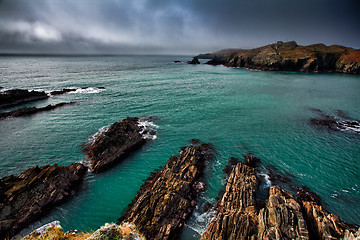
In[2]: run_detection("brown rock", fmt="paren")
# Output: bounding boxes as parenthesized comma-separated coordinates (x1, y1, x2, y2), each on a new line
(257, 186, 309, 239)
(0, 163, 87, 239)
(201, 163, 259, 240)
(85, 117, 156, 173)
(119, 143, 213, 240)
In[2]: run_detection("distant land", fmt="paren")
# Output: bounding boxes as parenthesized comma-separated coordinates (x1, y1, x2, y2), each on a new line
(196, 41, 360, 74)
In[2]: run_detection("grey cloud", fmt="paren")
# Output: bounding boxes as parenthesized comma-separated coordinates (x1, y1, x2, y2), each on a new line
(0, 0, 359, 54)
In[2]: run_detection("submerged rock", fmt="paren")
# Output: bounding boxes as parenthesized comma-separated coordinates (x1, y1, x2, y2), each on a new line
(119, 143, 213, 240)
(0, 102, 75, 120)
(84, 117, 156, 173)
(0, 89, 49, 109)
(0, 163, 87, 239)
(309, 109, 360, 134)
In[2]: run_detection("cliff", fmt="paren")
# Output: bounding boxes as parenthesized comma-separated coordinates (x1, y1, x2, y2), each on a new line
(197, 41, 360, 74)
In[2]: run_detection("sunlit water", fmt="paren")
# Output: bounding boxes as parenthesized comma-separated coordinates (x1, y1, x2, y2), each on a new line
(0, 55, 359, 239)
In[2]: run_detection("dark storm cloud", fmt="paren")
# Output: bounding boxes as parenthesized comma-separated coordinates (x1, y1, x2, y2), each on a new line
(0, 0, 359, 54)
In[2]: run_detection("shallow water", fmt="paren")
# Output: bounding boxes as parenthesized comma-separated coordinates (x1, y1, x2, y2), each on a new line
(0, 55, 359, 238)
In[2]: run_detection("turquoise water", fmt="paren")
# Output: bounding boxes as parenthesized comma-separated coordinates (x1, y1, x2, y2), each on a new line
(0, 55, 359, 238)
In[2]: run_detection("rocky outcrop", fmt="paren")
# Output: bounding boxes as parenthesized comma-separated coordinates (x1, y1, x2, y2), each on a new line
(0, 102, 75, 120)
(201, 157, 359, 240)
(119, 143, 213, 240)
(197, 41, 360, 74)
(187, 57, 200, 64)
(257, 186, 309, 239)
(297, 187, 359, 240)
(0, 163, 87, 239)
(0, 89, 49, 109)
(200, 162, 259, 240)
(84, 117, 156, 173)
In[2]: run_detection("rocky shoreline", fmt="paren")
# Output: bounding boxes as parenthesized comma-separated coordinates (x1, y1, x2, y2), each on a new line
(196, 41, 360, 74)
(0, 163, 87, 239)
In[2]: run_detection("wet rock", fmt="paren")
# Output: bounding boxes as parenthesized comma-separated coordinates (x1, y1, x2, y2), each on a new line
(190, 138, 201, 144)
(222, 157, 240, 176)
(0, 163, 87, 239)
(187, 57, 200, 64)
(201, 163, 259, 240)
(244, 155, 260, 167)
(297, 185, 321, 205)
(49, 88, 77, 95)
(257, 186, 309, 239)
(0, 102, 75, 120)
(174, 60, 181, 63)
(0, 89, 49, 109)
(119, 143, 213, 240)
(309, 109, 360, 133)
(85, 117, 156, 173)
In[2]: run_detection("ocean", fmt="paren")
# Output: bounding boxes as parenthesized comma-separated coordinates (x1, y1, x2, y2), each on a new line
(0, 55, 359, 239)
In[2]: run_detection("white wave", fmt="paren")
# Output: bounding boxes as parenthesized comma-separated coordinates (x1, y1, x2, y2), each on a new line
(88, 125, 109, 143)
(259, 173, 272, 188)
(69, 87, 106, 94)
(138, 117, 159, 140)
(339, 121, 360, 133)
(187, 209, 217, 236)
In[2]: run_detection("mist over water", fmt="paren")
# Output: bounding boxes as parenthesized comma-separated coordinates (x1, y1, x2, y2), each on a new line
(0, 55, 359, 239)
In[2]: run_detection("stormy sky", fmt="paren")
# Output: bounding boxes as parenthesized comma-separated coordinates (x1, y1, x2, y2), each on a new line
(0, 0, 359, 55)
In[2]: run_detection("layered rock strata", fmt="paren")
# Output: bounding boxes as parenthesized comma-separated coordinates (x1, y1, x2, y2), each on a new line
(119, 143, 213, 240)
(197, 41, 360, 74)
(201, 158, 359, 240)
(0, 89, 49, 109)
(0, 102, 75, 120)
(0, 163, 87, 239)
(84, 117, 156, 173)
(200, 162, 259, 240)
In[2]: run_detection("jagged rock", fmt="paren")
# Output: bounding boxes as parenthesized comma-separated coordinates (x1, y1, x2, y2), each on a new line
(0, 89, 49, 109)
(0, 102, 75, 120)
(198, 42, 360, 74)
(187, 57, 200, 64)
(297, 187, 359, 240)
(201, 163, 259, 240)
(0, 163, 87, 239)
(84, 117, 156, 173)
(119, 143, 213, 240)
(257, 186, 309, 239)
(22, 221, 63, 239)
